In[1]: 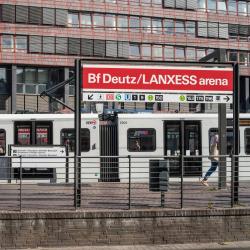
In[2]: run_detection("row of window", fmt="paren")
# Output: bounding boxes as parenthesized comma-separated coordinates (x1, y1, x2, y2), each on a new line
(1, 127, 250, 155)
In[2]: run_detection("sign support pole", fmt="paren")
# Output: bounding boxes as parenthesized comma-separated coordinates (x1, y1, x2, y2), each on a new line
(74, 59, 81, 208)
(233, 63, 240, 204)
(218, 50, 227, 189)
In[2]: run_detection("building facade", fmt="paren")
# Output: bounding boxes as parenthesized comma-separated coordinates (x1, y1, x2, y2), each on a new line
(0, 0, 249, 113)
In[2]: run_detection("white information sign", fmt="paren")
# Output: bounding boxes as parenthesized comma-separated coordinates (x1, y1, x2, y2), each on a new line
(10, 146, 67, 183)
(82, 92, 232, 104)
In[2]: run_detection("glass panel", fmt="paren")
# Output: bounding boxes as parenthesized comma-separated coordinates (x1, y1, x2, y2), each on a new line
(164, 46, 174, 60)
(15, 36, 27, 51)
(141, 0, 151, 5)
(16, 84, 24, 93)
(228, 0, 237, 14)
(0, 68, 8, 94)
(228, 51, 238, 61)
(17, 68, 24, 83)
(130, 0, 140, 5)
(164, 19, 174, 34)
(245, 129, 250, 154)
(36, 127, 49, 145)
(141, 44, 151, 58)
(152, 45, 163, 59)
(25, 84, 36, 94)
(141, 17, 151, 33)
(38, 84, 46, 94)
(175, 20, 185, 35)
(38, 68, 49, 84)
(217, 0, 227, 12)
(2, 35, 14, 50)
(105, 14, 116, 30)
(238, 1, 247, 15)
(81, 13, 92, 28)
(93, 14, 104, 30)
(17, 126, 31, 145)
(25, 68, 36, 83)
(129, 43, 140, 58)
(68, 13, 79, 27)
(196, 49, 206, 60)
(128, 129, 156, 152)
(239, 52, 248, 64)
(0, 130, 6, 155)
(129, 16, 140, 32)
(186, 47, 196, 61)
(117, 15, 128, 31)
(105, 0, 117, 3)
(175, 47, 185, 60)
(152, 0, 162, 5)
(197, 0, 206, 10)
(61, 129, 90, 152)
(186, 21, 195, 36)
(152, 19, 162, 34)
(207, 0, 216, 11)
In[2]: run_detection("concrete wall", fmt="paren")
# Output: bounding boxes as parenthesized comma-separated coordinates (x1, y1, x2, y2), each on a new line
(0, 209, 250, 248)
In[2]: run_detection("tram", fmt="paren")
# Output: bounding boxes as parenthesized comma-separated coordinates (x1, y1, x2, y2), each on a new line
(0, 112, 249, 182)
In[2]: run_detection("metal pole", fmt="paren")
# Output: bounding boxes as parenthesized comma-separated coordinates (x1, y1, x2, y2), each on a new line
(128, 155, 131, 210)
(74, 59, 82, 208)
(19, 156, 22, 212)
(231, 155, 235, 208)
(180, 120, 184, 209)
(180, 155, 183, 209)
(233, 63, 240, 204)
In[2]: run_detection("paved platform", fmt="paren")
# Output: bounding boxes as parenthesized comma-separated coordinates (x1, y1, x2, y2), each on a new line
(14, 241, 250, 250)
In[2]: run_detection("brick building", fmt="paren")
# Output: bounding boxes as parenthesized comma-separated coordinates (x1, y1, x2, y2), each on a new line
(0, 0, 249, 113)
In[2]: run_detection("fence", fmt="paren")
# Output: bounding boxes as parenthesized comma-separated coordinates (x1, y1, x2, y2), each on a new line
(0, 155, 249, 211)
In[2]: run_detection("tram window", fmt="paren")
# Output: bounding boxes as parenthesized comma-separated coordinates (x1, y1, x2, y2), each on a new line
(0, 129, 6, 155)
(16, 126, 31, 145)
(244, 128, 250, 154)
(61, 129, 90, 152)
(209, 128, 237, 155)
(127, 128, 156, 152)
(36, 126, 51, 145)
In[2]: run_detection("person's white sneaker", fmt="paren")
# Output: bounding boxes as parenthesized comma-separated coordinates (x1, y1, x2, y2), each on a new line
(200, 179, 209, 187)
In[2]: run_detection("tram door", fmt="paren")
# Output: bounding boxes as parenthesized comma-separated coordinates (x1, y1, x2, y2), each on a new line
(164, 121, 202, 177)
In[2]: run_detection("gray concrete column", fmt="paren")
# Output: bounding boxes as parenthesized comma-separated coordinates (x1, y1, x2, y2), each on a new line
(64, 67, 70, 106)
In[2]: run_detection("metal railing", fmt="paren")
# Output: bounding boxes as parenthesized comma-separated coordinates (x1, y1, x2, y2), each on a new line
(0, 154, 249, 211)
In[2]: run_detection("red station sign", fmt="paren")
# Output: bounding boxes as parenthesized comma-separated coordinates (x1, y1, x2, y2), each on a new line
(82, 64, 233, 94)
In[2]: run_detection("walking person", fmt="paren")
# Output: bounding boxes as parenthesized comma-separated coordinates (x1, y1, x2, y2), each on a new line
(200, 134, 219, 187)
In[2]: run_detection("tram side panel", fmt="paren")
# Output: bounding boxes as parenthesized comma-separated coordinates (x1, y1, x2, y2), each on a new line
(53, 115, 100, 183)
(118, 115, 164, 183)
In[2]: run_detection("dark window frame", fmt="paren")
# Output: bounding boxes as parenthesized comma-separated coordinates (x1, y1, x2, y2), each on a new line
(127, 128, 156, 152)
(0, 129, 6, 155)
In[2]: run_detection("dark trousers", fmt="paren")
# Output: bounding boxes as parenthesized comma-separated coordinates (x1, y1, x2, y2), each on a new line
(203, 161, 219, 180)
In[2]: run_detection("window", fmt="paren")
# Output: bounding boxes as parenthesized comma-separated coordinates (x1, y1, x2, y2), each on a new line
(0, 130, 6, 155)
(117, 15, 128, 31)
(164, 46, 174, 60)
(175, 47, 185, 60)
(186, 21, 196, 36)
(38, 68, 49, 94)
(164, 19, 174, 34)
(128, 128, 156, 152)
(36, 125, 51, 145)
(25, 68, 36, 83)
(175, 20, 185, 35)
(81, 13, 92, 28)
(141, 44, 151, 59)
(209, 128, 235, 155)
(16, 125, 31, 145)
(197, 0, 206, 10)
(152, 19, 162, 34)
(93, 14, 104, 30)
(196, 49, 206, 60)
(207, 0, 216, 12)
(228, 0, 237, 14)
(239, 52, 248, 65)
(105, 14, 116, 30)
(238, 1, 247, 15)
(68, 13, 79, 27)
(152, 0, 162, 5)
(245, 128, 250, 154)
(217, 0, 227, 13)
(152, 45, 163, 59)
(129, 16, 140, 32)
(61, 129, 90, 152)
(129, 43, 140, 58)
(0, 68, 8, 94)
(186, 47, 196, 61)
(141, 17, 151, 33)
(15, 36, 27, 51)
(2, 35, 14, 50)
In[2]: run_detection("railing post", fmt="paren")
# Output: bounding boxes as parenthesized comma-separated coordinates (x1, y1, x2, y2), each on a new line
(231, 155, 235, 208)
(19, 156, 22, 212)
(180, 155, 183, 209)
(128, 155, 131, 210)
